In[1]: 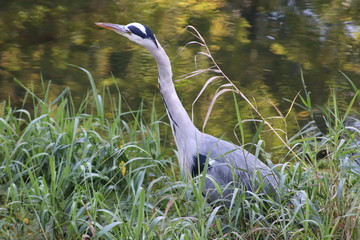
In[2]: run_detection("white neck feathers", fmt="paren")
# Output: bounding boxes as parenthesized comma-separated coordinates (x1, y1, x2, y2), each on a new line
(150, 45, 199, 174)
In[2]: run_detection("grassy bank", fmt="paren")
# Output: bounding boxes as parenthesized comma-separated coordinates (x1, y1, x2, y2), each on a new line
(0, 72, 359, 239)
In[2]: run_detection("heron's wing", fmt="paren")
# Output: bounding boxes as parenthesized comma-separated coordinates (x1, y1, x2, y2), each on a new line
(197, 134, 279, 200)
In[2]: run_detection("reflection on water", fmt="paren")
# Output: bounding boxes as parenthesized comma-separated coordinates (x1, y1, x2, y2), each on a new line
(0, 0, 359, 157)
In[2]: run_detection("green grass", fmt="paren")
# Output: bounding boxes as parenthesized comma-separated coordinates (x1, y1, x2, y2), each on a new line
(0, 69, 359, 239)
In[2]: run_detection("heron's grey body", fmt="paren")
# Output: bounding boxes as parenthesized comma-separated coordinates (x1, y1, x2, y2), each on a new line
(96, 22, 279, 202)
(193, 133, 278, 202)
(338, 117, 360, 174)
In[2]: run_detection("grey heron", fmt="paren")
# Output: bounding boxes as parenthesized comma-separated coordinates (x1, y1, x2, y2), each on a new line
(95, 22, 284, 203)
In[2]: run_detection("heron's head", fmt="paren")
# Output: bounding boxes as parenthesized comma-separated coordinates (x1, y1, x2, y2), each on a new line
(95, 22, 158, 50)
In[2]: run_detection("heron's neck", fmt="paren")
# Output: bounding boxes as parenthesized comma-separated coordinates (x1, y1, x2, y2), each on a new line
(150, 46, 198, 143)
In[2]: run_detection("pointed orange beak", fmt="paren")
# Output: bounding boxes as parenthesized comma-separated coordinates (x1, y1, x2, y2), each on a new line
(95, 22, 127, 34)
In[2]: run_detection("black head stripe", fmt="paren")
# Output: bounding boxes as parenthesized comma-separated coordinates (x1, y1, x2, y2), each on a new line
(128, 25, 146, 38)
(128, 25, 158, 48)
(145, 26, 158, 48)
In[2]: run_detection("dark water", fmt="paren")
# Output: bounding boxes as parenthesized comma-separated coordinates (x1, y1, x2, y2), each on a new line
(0, 0, 359, 155)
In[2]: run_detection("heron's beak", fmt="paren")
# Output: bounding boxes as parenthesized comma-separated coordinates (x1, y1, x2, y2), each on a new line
(95, 22, 126, 34)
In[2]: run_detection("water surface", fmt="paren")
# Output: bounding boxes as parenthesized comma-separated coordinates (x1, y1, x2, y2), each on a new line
(0, 0, 359, 156)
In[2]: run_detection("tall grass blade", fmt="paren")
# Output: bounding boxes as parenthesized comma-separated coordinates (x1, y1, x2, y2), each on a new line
(67, 64, 104, 125)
